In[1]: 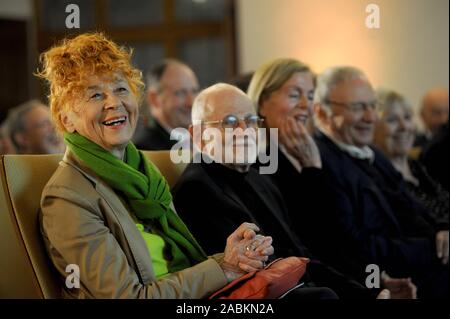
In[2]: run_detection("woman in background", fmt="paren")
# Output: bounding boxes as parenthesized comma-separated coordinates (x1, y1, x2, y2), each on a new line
(374, 88, 449, 240)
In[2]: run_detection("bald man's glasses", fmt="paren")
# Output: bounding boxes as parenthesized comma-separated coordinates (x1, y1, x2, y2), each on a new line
(202, 114, 264, 129)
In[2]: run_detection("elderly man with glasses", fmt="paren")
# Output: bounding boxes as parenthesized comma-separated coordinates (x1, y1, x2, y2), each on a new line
(313, 66, 449, 299)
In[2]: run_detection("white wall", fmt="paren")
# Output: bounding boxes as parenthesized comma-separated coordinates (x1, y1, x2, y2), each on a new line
(237, 0, 449, 111)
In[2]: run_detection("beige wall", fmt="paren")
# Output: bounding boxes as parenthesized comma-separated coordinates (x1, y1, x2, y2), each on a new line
(237, 0, 449, 114)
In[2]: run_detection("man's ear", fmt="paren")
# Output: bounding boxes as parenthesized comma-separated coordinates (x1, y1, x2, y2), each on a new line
(189, 123, 202, 150)
(60, 112, 76, 133)
(13, 132, 28, 150)
(148, 89, 160, 110)
(420, 108, 426, 119)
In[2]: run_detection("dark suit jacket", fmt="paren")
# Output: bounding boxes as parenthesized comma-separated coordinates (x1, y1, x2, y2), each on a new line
(421, 124, 449, 191)
(134, 118, 177, 151)
(413, 132, 431, 150)
(314, 132, 438, 281)
(266, 148, 333, 256)
(173, 161, 377, 298)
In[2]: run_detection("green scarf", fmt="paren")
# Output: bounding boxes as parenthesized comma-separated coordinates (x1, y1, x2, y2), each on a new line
(64, 132, 207, 273)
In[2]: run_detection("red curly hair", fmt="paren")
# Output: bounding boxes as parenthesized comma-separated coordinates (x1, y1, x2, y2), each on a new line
(36, 32, 145, 133)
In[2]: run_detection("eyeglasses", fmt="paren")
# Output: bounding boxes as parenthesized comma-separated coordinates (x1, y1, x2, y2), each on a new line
(202, 114, 264, 129)
(325, 99, 379, 114)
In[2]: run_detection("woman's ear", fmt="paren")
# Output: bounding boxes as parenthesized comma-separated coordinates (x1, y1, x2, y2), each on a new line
(258, 101, 267, 118)
(60, 112, 76, 133)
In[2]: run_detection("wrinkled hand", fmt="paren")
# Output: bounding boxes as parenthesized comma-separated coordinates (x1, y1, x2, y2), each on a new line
(220, 223, 274, 282)
(240, 234, 274, 270)
(279, 116, 321, 168)
(381, 272, 417, 299)
(436, 230, 449, 265)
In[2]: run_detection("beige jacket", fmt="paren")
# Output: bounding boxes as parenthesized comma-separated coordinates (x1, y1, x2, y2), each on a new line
(39, 150, 227, 299)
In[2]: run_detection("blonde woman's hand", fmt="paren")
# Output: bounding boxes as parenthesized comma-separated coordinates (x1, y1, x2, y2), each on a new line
(279, 116, 321, 168)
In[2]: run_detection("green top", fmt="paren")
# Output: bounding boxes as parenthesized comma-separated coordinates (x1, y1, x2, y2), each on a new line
(136, 223, 169, 279)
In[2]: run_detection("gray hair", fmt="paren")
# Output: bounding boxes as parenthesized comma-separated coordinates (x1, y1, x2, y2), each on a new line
(6, 99, 44, 150)
(314, 66, 369, 111)
(376, 87, 413, 118)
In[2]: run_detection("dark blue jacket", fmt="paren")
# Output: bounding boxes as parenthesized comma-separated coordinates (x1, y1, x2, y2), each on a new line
(314, 132, 437, 281)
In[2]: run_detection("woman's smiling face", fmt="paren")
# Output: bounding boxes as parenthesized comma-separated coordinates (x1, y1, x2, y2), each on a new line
(259, 71, 315, 130)
(375, 101, 416, 158)
(62, 72, 139, 158)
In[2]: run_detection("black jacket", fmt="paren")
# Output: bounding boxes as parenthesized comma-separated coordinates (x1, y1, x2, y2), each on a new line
(314, 132, 439, 281)
(173, 161, 377, 299)
(421, 124, 449, 191)
(134, 118, 177, 151)
(266, 148, 333, 257)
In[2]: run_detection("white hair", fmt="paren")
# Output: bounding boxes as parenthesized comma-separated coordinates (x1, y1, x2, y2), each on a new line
(314, 66, 369, 112)
(191, 83, 247, 123)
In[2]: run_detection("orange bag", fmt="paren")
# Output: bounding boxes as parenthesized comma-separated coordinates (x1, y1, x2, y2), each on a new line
(209, 257, 310, 299)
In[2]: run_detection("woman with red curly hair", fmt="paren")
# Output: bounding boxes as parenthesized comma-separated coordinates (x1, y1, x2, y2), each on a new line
(37, 33, 273, 299)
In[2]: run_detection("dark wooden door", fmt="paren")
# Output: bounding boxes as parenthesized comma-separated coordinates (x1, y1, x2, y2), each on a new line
(0, 19, 29, 122)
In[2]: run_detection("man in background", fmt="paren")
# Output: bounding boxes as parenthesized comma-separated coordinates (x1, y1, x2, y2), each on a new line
(134, 59, 200, 150)
(0, 120, 16, 154)
(6, 100, 64, 154)
(415, 88, 449, 150)
(313, 66, 448, 298)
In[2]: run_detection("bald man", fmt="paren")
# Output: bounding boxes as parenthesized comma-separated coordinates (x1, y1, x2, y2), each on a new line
(415, 88, 449, 149)
(135, 59, 200, 150)
(172, 83, 414, 299)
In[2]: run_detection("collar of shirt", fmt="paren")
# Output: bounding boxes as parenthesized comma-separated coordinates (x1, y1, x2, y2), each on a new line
(423, 128, 433, 140)
(320, 129, 375, 164)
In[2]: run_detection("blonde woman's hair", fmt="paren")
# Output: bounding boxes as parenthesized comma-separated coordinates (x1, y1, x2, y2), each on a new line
(247, 58, 311, 113)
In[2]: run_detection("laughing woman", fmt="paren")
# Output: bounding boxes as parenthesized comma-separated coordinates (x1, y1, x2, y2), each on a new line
(37, 33, 273, 299)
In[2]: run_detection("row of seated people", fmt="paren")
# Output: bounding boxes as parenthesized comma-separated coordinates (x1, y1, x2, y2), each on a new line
(3, 32, 448, 299)
(172, 61, 449, 299)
